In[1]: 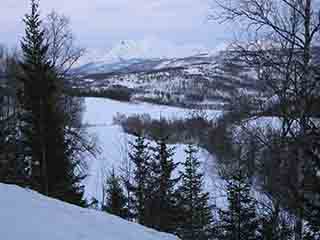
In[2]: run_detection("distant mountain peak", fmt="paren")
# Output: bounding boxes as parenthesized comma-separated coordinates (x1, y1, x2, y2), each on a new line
(80, 38, 209, 65)
(73, 38, 227, 74)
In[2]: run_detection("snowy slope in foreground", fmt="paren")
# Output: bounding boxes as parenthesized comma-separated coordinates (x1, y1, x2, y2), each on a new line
(0, 183, 179, 240)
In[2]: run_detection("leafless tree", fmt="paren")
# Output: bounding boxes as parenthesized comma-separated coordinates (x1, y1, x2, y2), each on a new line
(211, 0, 320, 238)
(42, 11, 97, 199)
(43, 11, 85, 78)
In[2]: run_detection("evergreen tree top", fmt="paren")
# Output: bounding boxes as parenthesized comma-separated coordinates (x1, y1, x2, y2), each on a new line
(129, 134, 150, 166)
(21, 0, 50, 68)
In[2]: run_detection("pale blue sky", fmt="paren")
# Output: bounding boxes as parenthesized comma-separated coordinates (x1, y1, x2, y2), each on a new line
(1, 0, 234, 54)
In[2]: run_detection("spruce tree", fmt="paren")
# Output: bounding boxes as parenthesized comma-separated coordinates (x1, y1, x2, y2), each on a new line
(19, 0, 54, 193)
(177, 144, 214, 240)
(128, 134, 151, 224)
(148, 135, 179, 233)
(103, 169, 128, 219)
(217, 169, 259, 240)
(19, 0, 86, 205)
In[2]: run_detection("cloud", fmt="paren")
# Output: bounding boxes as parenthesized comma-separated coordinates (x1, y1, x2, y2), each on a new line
(0, 0, 231, 52)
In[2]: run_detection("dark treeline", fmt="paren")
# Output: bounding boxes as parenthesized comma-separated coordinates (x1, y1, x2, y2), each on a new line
(113, 111, 212, 145)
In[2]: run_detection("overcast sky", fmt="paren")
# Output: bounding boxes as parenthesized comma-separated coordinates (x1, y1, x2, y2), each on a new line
(1, 0, 234, 55)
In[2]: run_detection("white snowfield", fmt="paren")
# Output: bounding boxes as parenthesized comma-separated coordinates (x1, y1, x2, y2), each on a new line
(0, 183, 179, 240)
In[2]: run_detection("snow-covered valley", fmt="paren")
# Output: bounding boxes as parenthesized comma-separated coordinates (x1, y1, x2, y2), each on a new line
(82, 97, 224, 205)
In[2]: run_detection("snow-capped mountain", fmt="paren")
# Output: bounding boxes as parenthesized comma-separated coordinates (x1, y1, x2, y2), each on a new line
(75, 38, 209, 74)
(87, 38, 208, 62)
(105, 38, 207, 61)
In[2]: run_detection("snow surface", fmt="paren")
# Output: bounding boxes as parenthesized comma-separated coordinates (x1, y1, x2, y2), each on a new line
(83, 98, 223, 205)
(0, 183, 179, 240)
(84, 97, 199, 125)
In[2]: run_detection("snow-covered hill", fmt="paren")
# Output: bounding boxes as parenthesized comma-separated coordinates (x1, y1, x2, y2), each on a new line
(72, 51, 260, 110)
(0, 183, 179, 240)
